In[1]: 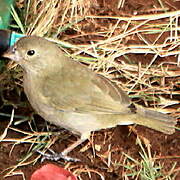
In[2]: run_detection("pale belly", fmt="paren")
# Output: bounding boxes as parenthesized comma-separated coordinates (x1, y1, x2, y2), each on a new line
(32, 103, 134, 136)
(23, 74, 134, 136)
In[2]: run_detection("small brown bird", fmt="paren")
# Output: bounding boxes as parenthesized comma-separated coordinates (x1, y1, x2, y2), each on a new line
(3, 36, 176, 159)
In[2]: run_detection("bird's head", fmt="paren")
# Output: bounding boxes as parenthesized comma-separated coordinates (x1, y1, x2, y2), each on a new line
(3, 36, 62, 73)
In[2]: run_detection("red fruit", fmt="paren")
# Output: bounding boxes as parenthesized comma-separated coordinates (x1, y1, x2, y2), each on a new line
(31, 164, 77, 180)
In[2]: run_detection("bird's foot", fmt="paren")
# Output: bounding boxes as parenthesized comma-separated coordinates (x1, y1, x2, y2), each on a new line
(37, 149, 80, 162)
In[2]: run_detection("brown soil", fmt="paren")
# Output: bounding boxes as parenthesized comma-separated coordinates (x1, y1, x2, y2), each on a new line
(0, 0, 180, 179)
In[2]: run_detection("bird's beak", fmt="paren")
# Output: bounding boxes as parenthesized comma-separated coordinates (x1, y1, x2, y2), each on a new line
(2, 47, 20, 62)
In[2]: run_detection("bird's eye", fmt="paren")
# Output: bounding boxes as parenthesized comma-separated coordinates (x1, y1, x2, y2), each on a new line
(27, 50, 35, 56)
(12, 47, 17, 53)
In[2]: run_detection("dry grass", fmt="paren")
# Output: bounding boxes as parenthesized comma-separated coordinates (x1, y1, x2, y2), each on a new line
(0, 0, 179, 179)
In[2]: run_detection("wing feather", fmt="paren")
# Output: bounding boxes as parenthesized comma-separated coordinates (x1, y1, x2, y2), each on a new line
(41, 61, 131, 114)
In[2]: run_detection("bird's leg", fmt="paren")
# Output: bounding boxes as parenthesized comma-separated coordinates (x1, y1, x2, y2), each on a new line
(61, 138, 87, 156)
(38, 148, 80, 162)
(38, 133, 90, 162)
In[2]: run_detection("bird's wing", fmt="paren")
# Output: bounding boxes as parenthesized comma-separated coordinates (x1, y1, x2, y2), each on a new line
(41, 62, 131, 114)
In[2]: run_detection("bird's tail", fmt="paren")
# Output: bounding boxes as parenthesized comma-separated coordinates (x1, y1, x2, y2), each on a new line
(134, 105, 176, 134)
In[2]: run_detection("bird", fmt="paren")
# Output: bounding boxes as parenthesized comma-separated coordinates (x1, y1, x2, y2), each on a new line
(3, 36, 176, 160)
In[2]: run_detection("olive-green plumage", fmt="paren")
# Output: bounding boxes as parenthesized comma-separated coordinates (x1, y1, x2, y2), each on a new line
(3, 36, 176, 153)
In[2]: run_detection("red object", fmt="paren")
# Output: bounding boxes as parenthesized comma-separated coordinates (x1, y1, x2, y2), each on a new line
(31, 164, 77, 180)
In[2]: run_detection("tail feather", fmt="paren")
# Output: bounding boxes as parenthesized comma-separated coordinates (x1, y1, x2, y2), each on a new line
(134, 105, 176, 134)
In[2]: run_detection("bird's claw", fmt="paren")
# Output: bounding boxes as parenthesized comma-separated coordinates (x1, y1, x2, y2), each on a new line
(37, 149, 80, 162)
